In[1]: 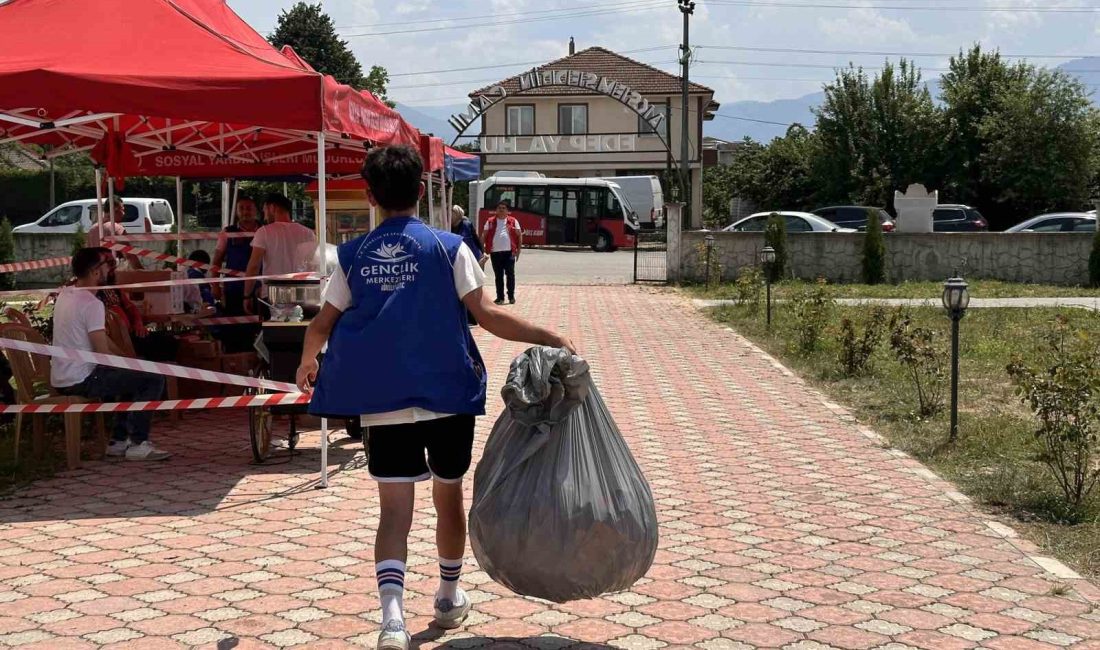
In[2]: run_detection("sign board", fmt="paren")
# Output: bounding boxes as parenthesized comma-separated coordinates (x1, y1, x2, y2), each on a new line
(449, 67, 668, 143)
(481, 134, 637, 154)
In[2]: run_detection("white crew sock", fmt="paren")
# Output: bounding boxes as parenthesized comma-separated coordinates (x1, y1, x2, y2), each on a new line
(437, 556, 463, 602)
(376, 559, 406, 627)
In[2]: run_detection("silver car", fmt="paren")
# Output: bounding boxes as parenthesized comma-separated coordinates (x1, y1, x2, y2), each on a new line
(1005, 212, 1096, 233)
(723, 211, 857, 233)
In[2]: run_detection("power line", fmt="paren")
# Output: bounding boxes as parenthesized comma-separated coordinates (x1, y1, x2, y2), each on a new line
(333, 0, 664, 29)
(388, 46, 677, 77)
(343, 1, 669, 37)
(713, 113, 794, 126)
(702, 0, 1100, 12)
(696, 45, 1100, 60)
(390, 60, 681, 90)
(697, 59, 1100, 73)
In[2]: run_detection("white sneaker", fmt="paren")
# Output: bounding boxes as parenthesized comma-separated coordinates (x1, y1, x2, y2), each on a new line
(434, 588, 471, 629)
(376, 620, 409, 650)
(106, 440, 130, 457)
(125, 441, 171, 461)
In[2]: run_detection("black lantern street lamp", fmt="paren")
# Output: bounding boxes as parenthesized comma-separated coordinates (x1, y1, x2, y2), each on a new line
(760, 245, 777, 328)
(942, 275, 970, 444)
(704, 234, 716, 287)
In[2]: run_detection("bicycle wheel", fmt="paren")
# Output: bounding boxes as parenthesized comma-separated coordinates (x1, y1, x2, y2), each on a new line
(248, 370, 273, 463)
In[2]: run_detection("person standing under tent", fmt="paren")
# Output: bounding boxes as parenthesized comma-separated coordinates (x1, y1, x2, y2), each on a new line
(296, 145, 573, 650)
(481, 201, 522, 305)
(242, 193, 316, 315)
(212, 195, 262, 315)
(451, 205, 486, 326)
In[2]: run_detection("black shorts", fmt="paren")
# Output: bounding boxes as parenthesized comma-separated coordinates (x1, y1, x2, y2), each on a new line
(366, 415, 476, 483)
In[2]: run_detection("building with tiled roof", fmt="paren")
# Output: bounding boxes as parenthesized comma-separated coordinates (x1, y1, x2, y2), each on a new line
(458, 43, 718, 228)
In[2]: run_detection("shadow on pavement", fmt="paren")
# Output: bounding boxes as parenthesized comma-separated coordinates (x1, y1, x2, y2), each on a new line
(0, 411, 367, 523)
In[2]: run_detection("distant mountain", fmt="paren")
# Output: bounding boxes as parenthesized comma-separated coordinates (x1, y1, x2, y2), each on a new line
(393, 102, 464, 144)
(398, 59, 1098, 147)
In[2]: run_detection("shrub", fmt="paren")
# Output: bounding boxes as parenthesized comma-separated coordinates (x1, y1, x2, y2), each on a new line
(861, 208, 886, 285)
(0, 218, 14, 291)
(889, 308, 946, 418)
(1007, 315, 1100, 511)
(763, 213, 788, 283)
(71, 225, 85, 256)
(790, 278, 834, 353)
(734, 266, 763, 313)
(695, 240, 723, 288)
(1090, 225, 1100, 287)
(838, 307, 887, 376)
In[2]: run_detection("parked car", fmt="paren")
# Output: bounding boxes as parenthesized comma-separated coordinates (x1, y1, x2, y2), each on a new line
(722, 211, 857, 233)
(12, 198, 174, 235)
(1005, 212, 1096, 233)
(812, 206, 895, 232)
(933, 204, 988, 232)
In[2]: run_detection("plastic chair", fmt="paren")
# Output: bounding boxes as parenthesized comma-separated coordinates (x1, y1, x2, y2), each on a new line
(0, 323, 106, 469)
(3, 307, 32, 328)
(104, 311, 180, 422)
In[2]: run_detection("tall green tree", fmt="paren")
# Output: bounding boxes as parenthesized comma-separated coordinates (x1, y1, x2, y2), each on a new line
(813, 60, 940, 208)
(269, 3, 392, 105)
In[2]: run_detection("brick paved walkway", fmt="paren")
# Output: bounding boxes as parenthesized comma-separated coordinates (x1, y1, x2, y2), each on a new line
(1, 286, 1099, 649)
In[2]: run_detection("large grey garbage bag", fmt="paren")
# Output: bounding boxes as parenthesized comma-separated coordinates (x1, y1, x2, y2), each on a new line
(469, 346, 658, 603)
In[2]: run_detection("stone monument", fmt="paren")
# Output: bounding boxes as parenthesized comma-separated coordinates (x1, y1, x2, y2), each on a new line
(894, 183, 937, 233)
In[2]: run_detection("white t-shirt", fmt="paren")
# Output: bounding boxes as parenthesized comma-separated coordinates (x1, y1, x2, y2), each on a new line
(51, 288, 106, 388)
(491, 218, 513, 253)
(321, 242, 485, 426)
(251, 221, 317, 294)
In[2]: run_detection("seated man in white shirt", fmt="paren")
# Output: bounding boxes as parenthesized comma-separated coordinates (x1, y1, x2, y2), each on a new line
(242, 193, 317, 315)
(52, 248, 169, 461)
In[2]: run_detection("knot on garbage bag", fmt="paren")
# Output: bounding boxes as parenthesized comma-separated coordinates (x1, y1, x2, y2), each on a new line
(501, 346, 589, 429)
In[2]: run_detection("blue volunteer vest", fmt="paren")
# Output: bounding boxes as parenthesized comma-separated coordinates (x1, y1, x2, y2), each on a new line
(308, 216, 487, 418)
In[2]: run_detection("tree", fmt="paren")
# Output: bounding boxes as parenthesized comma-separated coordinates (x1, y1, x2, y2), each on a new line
(861, 209, 886, 284)
(269, 3, 392, 105)
(1090, 223, 1100, 287)
(813, 60, 941, 208)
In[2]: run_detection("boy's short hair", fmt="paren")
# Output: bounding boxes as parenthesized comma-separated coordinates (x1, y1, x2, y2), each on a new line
(263, 193, 293, 214)
(72, 247, 110, 278)
(360, 145, 423, 212)
(497, 200, 510, 209)
(188, 249, 211, 265)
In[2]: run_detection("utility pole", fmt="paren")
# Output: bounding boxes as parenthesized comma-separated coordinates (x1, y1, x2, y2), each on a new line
(678, 0, 695, 228)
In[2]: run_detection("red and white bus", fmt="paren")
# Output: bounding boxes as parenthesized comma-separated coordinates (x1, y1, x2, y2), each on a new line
(471, 175, 639, 252)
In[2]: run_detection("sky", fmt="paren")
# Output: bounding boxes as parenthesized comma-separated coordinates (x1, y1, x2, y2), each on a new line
(225, 0, 1100, 111)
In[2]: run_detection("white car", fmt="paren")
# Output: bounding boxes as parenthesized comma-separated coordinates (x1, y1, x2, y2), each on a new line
(13, 198, 175, 235)
(1006, 212, 1096, 233)
(723, 211, 857, 233)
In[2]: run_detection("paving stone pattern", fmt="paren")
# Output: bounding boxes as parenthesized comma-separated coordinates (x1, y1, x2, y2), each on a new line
(0, 286, 1097, 649)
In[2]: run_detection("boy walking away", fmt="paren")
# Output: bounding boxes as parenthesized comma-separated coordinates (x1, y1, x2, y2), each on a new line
(481, 201, 522, 305)
(297, 146, 574, 650)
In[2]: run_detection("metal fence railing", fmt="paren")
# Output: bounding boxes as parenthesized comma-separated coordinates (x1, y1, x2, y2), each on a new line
(633, 228, 668, 283)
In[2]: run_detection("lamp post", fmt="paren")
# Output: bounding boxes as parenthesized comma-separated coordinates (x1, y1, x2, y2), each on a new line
(942, 275, 970, 444)
(704, 233, 715, 288)
(761, 245, 777, 328)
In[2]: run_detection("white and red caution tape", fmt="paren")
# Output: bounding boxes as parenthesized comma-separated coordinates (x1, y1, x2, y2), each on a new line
(0, 271, 322, 300)
(0, 256, 72, 274)
(0, 337, 297, 393)
(192, 315, 262, 326)
(106, 243, 246, 277)
(105, 232, 254, 242)
(0, 391, 310, 414)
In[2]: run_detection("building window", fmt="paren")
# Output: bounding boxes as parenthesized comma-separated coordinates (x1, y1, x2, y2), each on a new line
(506, 105, 535, 136)
(638, 103, 669, 137)
(558, 104, 588, 135)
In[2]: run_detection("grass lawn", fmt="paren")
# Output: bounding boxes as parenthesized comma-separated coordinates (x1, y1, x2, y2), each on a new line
(703, 293, 1100, 582)
(690, 279, 1100, 301)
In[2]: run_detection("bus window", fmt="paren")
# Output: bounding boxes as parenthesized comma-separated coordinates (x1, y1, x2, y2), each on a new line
(487, 185, 516, 208)
(605, 190, 624, 221)
(516, 186, 547, 215)
(581, 189, 601, 219)
(548, 189, 564, 217)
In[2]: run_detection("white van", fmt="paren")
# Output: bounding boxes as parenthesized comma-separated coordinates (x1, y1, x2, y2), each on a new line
(13, 198, 175, 235)
(608, 176, 664, 229)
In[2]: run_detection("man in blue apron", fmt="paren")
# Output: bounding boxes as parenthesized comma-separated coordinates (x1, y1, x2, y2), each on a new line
(296, 145, 573, 650)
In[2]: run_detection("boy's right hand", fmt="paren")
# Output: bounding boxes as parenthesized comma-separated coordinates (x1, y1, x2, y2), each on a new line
(551, 333, 577, 355)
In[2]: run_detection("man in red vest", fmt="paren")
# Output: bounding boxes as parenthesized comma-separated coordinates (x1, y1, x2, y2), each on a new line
(480, 201, 523, 305)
